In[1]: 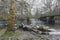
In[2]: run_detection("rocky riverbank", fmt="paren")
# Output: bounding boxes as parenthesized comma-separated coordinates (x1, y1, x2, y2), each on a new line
(0, 24, 56, 40)
(0, 30, 52, 40)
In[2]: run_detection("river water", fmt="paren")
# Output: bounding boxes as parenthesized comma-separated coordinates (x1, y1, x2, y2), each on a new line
(31, 19, 60, 40)
(0, 19, 60, 30)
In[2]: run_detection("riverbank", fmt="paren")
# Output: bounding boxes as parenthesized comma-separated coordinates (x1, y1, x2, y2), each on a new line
(0, 29, 52, 40)
(0, 24, 52, 40)
(0, 24, 60, 40)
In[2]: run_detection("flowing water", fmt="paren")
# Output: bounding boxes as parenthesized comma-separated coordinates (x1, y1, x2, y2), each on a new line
(31, 19, 60, 40)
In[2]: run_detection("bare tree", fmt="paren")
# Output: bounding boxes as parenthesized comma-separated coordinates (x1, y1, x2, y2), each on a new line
(15, 0, 35, 24)
(41, 0, 57, 16)
(16, 0, 29, 19)
(34, 8, 40, 19)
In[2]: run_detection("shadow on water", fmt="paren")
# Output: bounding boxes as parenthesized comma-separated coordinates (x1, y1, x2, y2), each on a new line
(46, 20, 60, 29)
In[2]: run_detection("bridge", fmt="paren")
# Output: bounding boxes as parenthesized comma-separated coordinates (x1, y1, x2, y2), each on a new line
(40, 10, 60, 24)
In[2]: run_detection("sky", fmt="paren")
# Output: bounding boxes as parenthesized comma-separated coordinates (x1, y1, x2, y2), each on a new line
(27, 0, 44, 15)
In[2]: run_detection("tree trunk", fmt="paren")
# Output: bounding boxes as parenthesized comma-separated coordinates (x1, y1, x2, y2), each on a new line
(7, 0, 15, 31)
(27, 17, 31, 25)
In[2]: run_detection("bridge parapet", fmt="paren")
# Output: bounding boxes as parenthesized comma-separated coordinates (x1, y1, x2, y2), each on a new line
(41, 12, 60, 17)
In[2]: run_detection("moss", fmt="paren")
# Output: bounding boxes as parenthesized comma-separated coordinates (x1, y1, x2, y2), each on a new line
(1, 29, 20, 37)
(0, 29, 6, 36)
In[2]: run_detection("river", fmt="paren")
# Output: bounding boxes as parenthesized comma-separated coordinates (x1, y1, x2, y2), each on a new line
(0, 19, 60, 29)
(31, 19, 60, 40)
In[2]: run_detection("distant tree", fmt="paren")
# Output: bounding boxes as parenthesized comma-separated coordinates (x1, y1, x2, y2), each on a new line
(34, 8, 40, 19)
(25, 0, 35, 24)
(24, 9, 32, 24)
(15, 0, 30, 23)
(41, 0, 57, 15)
(0, 0, 10, 20)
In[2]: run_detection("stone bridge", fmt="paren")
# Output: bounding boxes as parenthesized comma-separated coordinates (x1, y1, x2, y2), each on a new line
(40, 12, 60, 24)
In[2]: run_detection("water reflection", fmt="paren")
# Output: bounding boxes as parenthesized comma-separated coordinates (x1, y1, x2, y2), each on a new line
(30, 19, 46, 25)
